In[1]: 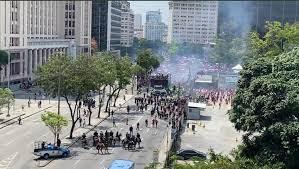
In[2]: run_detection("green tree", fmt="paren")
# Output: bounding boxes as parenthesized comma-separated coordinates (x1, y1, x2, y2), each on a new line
(136, 49, 160, 73)
(0, 88, 14, 117)
(37, 54, 96, 138)
(41, 111, 68, 144)
(245, 21, 299, 61)
(229, 48, 299, 168)
(0, 50, 9, 86)
(171, 149, 284, 169)
(209, 37, 246, 65)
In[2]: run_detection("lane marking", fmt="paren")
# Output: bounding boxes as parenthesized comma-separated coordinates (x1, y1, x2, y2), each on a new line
(72, 159, 81, 168)
(4, 139, 16, 146)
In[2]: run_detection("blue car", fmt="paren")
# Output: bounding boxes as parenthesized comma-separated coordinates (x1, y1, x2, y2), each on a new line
(33, 144, 70, 159)
(108, 159, 135, 169)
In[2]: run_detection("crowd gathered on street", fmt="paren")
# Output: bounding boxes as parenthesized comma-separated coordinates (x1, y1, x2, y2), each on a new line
(194, 88, 235, 108)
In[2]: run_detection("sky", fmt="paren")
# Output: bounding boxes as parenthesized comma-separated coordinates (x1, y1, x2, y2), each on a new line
(129, 1, 169, 25)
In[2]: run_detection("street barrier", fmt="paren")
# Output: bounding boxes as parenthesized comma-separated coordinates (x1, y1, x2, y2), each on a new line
(155, 126, 172, 169)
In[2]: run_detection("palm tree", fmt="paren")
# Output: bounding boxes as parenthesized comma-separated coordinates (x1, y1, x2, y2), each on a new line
(0, 50, 9, 87)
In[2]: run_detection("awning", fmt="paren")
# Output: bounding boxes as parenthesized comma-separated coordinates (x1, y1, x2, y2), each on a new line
(188, 102, 206, 109)
(195, 79, 212, 83)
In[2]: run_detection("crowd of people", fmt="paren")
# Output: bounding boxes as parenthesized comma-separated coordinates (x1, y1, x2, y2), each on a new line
(194, 88, 235, 108)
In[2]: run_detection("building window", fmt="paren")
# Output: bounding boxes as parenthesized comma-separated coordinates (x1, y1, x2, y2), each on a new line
(9, 37, 20, 46)
(65, 21, 68, 27)
(65, 4, 68, 10)
(65, 12, 68, 18)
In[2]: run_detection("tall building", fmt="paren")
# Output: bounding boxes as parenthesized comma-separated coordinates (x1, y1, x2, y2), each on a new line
(0, 1, 91, 84)
(120, 1, 134, 47)
(145, 10, 166, 41)
(58, 1, 92, 54)
(218, 1, 299, 36)
(146, 10, 162, 23)
(168, 1, 218, 44)
(134, 14, 143, 39)
(162, 25, 168, 43)
(92, 0, 122, 54)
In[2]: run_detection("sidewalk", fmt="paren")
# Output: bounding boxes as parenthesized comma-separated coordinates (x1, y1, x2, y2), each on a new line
(0, 98, 54, 127)
(61, 92, 135, 146)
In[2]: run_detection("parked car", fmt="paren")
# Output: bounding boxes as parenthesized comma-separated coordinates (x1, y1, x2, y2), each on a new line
(33, 143, 70, 159)
(177, 149, 207, 160)
(108, 159, 135, 169)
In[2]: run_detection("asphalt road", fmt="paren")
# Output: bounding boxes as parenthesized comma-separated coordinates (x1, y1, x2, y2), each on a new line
(0, 88, 169, 169)
(43, 99, 168, 169)
(0, 87, 129, 169)
(0, 103, 70, 169)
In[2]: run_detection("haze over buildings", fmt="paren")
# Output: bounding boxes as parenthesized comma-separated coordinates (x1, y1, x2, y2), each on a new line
(121, 1, 134, 47)
(167, 1, 218, 44)
(134, 14, 143, 39)
(145, 10, 167, 41)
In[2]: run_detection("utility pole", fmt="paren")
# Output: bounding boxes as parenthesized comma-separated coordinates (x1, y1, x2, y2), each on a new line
(57, 54, 62, 115)
(7, 53, 10, 89)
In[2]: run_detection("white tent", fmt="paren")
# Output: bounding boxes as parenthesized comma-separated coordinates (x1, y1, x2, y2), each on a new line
(188, 102, 206, 109)
(232, 64, 242, 70)
(232, 64, 243, 73)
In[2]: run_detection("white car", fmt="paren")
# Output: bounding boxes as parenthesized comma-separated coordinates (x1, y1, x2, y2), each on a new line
(33, 144, 70, 159)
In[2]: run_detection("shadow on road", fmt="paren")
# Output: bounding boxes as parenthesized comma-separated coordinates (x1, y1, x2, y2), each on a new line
(199, 115, 211, 121)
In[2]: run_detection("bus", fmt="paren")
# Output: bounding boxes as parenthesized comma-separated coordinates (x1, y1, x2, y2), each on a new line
(108, 159, 135, 169)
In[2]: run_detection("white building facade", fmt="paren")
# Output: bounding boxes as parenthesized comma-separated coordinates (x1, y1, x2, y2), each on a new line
(121, 1, 134, 47)
(168, 1, 218, 44)
(0, 1, 91, 84)
(144, 10, 166, 41)
(134, 14, 143, 39)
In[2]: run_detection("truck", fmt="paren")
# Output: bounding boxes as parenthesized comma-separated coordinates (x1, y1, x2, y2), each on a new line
(149, 73, 171, 95)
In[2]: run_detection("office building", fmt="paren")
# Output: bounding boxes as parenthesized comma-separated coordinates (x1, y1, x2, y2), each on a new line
(121, 1, 134, 47)
(218, 1, 299, 36)
(168, 1, 218, 44)
(144, 10, 166, 41)
(92, 0, 122, 54)
(0, 1, 91, 84)
(134, 14, 143, 39)
(58, 1, 92, 54)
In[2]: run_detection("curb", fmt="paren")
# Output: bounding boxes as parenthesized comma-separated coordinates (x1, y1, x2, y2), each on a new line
(38, 95, 136, 167)
(0, 106, 53, 130)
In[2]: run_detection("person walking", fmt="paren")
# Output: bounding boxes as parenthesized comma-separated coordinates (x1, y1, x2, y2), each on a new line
(155, 119, 158, 128)
(136, 122, 140, 130)
(126, 105, 130, 114)
(28, 100, 31, 108)
(83, 118, 86, 127)
(113, 117, 116, 127)
(129, 125, 133, 135)
(18, 116, 22, 125)
(79, 117, 82, 127)
(111, 110, 114, 117)
(57, 138, 61, 147)
(126, 117, 129, 125)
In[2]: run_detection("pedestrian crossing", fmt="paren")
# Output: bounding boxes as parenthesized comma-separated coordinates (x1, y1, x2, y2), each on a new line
(0, 152, 18, 169)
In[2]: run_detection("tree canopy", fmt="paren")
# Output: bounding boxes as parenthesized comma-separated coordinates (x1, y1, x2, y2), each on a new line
(41, 111, 68, 143)
(0, 88, 14, 109)
(136, 49, 160, 72)
(229, 48, 299, 168)
(245, 21, 299, 61)
(0, 50, 9, 66)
